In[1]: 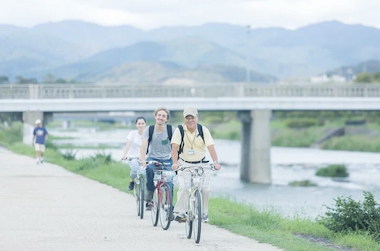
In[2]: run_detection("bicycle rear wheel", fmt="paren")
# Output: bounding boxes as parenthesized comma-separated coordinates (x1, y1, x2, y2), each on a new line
(139, 176, 145, 219)
(185, 196, 193, 239)
(151, 188, 159, 226)
(193, 190, 202, 243)
(159, 183, 172, 230)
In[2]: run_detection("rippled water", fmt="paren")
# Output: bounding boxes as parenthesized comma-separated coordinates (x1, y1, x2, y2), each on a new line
(52, 128, 380, 218)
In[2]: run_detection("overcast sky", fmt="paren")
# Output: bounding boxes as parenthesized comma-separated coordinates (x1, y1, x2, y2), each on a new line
(0, 0, 379, 30)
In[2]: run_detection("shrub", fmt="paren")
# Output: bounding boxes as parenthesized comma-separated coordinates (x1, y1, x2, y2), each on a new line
(318, 191, 380, 241)
(289, 180, 317, 187)
(92, 151, 112, 164)
(315, 165, 349, 178)
(45, 140, 58, 151)
(61, 149, 77, 160)
(284, 119, 318, 129)
(0, 122, 23, 145)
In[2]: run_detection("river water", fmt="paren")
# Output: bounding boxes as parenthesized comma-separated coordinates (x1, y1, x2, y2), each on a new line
(52, 128, 380, 219)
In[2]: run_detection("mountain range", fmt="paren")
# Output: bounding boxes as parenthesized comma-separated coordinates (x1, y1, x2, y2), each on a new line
(1, 20, 380, 83)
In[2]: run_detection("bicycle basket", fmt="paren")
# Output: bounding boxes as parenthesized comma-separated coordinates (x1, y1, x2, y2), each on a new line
(153, 170, 162, 181)
(182, 170, 211, 190)
(162, 171, 174, 182)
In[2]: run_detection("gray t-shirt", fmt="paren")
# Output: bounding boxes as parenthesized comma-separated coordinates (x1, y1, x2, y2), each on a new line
(143, 125, 175, 159)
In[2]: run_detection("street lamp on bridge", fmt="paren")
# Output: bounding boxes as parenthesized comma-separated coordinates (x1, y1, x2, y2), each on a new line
(246, 25, 251, 83)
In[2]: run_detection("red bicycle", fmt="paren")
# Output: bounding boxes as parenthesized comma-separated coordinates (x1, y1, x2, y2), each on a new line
(146, 161, 174, 230)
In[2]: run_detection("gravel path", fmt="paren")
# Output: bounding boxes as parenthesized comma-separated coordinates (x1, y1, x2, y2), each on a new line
(0, 148, 282, 251)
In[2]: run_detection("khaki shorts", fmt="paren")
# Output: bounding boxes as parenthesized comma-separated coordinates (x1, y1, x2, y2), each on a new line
(35, 143, 46, 152)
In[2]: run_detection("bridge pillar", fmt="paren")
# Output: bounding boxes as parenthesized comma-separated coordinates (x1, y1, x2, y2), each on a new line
(238, 111, 252, 182)
(238, 110, 272, 184)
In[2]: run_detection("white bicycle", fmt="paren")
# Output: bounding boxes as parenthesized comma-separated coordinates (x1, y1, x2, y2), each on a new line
(177, 164, 215, 244)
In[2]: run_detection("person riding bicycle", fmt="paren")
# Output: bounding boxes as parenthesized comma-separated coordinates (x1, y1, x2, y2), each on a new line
(141, 107, 175, 210)
(171, 107, 221, 223)
(122, 117, 146, 191)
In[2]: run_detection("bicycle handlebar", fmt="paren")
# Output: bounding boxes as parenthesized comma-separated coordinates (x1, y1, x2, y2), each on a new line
(144, 160, 171, 166)
(121, 157, 140, 162)
(176, 164, 216, 172)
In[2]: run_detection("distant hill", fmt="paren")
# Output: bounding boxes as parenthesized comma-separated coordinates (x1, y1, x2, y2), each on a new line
(82, 62, 275, 84)
(34, 38, 275, 83)
(1, 20, 380, 81)
(32, 20, 142, 50)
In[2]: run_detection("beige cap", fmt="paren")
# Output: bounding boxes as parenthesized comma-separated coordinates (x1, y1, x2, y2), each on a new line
(35, 119, 42, 124)
(183, 107, 198, 117)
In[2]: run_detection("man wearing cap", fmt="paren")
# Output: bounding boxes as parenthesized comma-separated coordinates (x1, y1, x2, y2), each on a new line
(171, 107, 221, 223)
(32, 119, 48, 165)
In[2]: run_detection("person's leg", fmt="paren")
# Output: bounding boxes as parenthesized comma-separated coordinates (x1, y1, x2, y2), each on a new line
(40, 145, 45, 163)
(173, 160, 190, 221)
(163, 158, 174, 198)
(201, 171, 211, 222)
(145, 157, 156, 200)
(128, 159, 139, 190)
(35, 144, 40, 164)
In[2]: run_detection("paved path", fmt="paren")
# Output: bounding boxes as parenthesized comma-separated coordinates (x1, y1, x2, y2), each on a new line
(0, 148, 282, 251)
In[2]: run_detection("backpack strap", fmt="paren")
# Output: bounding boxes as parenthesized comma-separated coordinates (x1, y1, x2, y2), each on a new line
(178, 125, 185, 155)
(167, 124, 173, 141)
(197, 124, 205, 143)
(146, 125, 154, 154)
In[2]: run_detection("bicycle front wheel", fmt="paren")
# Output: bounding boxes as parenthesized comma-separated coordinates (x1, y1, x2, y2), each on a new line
(134, 180, 140, 217)
(193, 190, 202, 243)
(151, 188, 159, 226)
(159, 183, 173, 230)
(139, 176, 145, 219)
(185, 195, 193, 239)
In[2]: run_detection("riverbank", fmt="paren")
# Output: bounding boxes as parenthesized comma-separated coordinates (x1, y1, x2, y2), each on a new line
(6, 142, 380, 251)
(1, 147, 282, 251)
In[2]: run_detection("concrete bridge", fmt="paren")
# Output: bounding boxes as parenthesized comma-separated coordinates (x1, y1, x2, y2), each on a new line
(1, 83, 380, 185)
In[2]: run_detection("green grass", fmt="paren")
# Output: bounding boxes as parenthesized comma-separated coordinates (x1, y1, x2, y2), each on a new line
(49, 135, 77, 140)
(321, 135, 380, 152)
(208, 120, 241, 140)
(271, 127, 326, 147)
(7, 142, 380, 251)
(289, 180, 318, 187)
(59, 144, 121, 149)
(0, 122, 23, 146)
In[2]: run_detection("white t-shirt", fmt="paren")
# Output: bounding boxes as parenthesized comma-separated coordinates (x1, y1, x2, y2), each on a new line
(126, 130, 143, 158)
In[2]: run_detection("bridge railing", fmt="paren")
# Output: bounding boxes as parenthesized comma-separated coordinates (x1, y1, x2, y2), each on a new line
(1, 83, 380, 99)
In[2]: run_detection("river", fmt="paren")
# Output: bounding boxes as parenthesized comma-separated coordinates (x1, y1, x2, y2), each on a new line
(51, 128, 380, 219)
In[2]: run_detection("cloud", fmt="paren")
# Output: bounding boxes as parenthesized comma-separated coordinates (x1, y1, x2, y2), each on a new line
(0, 0, 379, 29)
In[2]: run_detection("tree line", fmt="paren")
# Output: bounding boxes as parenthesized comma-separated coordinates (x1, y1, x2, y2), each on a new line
(354, 72, 380, 83)
(0, 74, 78, 84)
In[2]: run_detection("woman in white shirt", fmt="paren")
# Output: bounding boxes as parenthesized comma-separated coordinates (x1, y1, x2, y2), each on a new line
(122, 117, 146, 190)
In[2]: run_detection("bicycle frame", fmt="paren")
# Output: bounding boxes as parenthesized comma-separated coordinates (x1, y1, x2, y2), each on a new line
(177, 164, 215, 243)
(146, 160, 174, 230)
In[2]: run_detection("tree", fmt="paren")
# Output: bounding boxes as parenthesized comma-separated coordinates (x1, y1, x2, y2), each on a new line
(0, 76, 9, 84)
(354, 72, 373, 83)
(55, 78, 67, 84)
(43, 74, 56, 83)
(372, 72, 380, 82)
(15, 76, 38, 84)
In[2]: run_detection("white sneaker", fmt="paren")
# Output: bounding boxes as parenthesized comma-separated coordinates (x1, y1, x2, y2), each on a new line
(202, 214, 209, 223)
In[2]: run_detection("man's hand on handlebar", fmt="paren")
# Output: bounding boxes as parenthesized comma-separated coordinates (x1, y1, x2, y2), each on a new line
(171, 163, 179, 170)
(214, 163, 221, 170)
